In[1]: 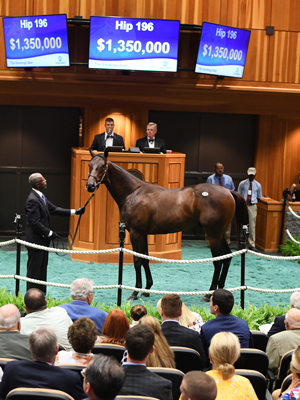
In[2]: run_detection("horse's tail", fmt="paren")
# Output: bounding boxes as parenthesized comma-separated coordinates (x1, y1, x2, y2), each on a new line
(230, 190, 249, 249)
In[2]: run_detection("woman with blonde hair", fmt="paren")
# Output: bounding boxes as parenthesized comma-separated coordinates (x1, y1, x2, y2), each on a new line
(206, 331, 258, 400)
(289, 172, 300, 201)
(139, 315, 175, 368)
(272, 346, 300, 400)
(157, 298, 204, 332)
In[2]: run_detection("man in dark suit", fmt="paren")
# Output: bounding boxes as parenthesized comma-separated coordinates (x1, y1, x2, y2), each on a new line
(200, 289, 253, 366)
(0, 326, 86, 400)
(0, 304, 32, 360)
(267, 291, 300, 338)
(160, 294, 207, 370)
(136, 122, 166, 153)
(119, 324, 172, 400)
(90, 117, 125, 151)
(25, 172, 85, 293)
(82, 354, 125, 400)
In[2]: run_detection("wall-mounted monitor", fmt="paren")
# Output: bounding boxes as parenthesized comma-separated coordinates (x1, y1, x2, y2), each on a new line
(3, 14, 70, 68)
(195, 22, 251, 78)
(89, 16, 180, 72)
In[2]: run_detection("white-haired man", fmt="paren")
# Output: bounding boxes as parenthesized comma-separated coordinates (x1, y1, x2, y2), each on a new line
(0, 326, 85, 399)
(268, 291, 300, 338)
(59, 278, 107, 334)
(0, 304, 31, 360)
(267, 308, 300, 374)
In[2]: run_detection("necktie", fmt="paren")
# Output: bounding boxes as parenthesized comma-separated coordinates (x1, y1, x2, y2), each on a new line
(219, 178, 223, 187)
(42, 194, 46, 204)
(247, 183, 252, 204)
(107, 135, 112, 139)
(149, 139, 154, 144)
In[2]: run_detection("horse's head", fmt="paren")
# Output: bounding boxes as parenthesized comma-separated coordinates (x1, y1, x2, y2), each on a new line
(86, 149, 108, 192)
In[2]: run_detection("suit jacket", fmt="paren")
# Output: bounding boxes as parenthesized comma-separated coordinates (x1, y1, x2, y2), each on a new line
(0, 359, 86, 400)
(25, 190, 70, 246)
(161, 321, 207, 370)
(90, 132, 125, 151)
(119, 364, 172, 400)
(0, 331, 32, 361)
(267, 315, 286, 338)
(136, 136, 166, 153)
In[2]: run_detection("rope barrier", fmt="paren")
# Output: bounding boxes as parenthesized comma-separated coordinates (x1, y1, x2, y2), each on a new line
(288, 205, 300, 220)
(1, 237, 300, 297)
(286, 229, 300, 245)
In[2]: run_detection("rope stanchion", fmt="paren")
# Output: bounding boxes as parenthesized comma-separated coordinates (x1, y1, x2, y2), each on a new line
(286, 229, 300, 244)
(288, 205, 300, 220)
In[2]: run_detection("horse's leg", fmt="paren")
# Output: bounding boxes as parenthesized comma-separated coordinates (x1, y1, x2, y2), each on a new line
(201, 236, 223, 302)
(217, 237, 232, 288)
(141, 235, 153, 297)
(127, 230, 146, 301)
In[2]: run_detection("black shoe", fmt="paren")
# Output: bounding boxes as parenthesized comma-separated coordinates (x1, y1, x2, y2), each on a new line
(201, 294, 212, 302)
(248, 246, 258, 252)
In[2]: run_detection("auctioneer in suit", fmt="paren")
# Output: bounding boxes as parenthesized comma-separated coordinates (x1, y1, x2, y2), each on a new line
(136, 136, 166, 153)
(90, 132, 125, 151)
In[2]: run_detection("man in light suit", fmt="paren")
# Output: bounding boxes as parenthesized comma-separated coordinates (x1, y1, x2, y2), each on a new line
(25, 172, 85, 293)
(0, 304, 32, 360)
(136, 122, 166, 153)
(119, 324, 172, 400)
(160, 294, 207, 370)
(90, 117, 125, 151)
(0, 326, 85, 400)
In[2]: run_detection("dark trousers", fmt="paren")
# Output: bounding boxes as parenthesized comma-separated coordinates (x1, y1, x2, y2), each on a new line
(26, 247, 48, 293)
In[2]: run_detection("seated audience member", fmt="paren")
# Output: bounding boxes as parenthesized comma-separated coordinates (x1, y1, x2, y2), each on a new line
(0, 304, 32, 360)
(180, 370, 217, 400)
(289, 172, 300, 201)
(160, 293, 207, 370)
(98, 309, 129, 346)
(139, 315, 175, 368)
(55, 317, 98, 365)
(119, 324, 172, 400)
(82, 354, 126, 400)
(272, 346, 300, 400)
(267, 308, 300, 374)
(200, 289, 252, 362)
(60, 278, 108, 334)
(267, 291, 300, 338)
(90, 117, 125, 151)
(136, 122, 166, 153)
(157, 298, 204, 332)
(130, 304, 147, 327)
(206, 332, 258, 400)
(0, 326, 85, 400)
(20, 288, 73, 350)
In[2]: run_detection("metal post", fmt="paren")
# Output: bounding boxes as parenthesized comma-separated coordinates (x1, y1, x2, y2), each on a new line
(14, 214, 22, 296)
(279, 188, 290, 251)
(117, 222, 126, 306)
(240, 224, 248, 309)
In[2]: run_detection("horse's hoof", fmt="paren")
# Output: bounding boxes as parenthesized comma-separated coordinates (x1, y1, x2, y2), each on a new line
(128, 292, 139, 301)
(201, 294, 212, 302)
(141, 292, 150, 297)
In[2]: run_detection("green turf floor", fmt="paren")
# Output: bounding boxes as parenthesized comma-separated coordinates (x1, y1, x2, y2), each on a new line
(0, 240, 299, 309)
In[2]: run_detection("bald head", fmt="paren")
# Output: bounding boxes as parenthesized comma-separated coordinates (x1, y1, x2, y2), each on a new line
(285, 308, 300, 329)
(0, 304, 21, 330)
(24, 288, 47, 314)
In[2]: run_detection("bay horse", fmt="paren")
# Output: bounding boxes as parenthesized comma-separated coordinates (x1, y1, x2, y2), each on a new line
(86, 150, 249, 301)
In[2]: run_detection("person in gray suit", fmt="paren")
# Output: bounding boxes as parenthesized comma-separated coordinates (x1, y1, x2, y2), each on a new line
(0, 304, 32, 360)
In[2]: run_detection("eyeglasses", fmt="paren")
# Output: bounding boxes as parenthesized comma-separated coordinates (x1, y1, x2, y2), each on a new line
(81, 368, 87, 378)
(37, 179, 46, 184)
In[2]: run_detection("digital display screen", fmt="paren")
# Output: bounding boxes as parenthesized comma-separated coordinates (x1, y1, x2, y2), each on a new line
(89, 16, 180, 72)
(3, 14, 70, 68)
(195, 22, 251, 78)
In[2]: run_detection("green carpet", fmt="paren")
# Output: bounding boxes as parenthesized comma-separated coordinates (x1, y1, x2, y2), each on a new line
(0, 240, 298, 309)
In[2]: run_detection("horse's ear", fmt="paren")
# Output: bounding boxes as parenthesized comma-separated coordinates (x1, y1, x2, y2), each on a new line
(104, 148, 109, 159)
(89, 148, 96, 158)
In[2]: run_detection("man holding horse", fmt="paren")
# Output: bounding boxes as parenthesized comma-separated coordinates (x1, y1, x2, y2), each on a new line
(25, 173, 85, 293)
(207, 162, 235, 246)
(136, 122, 166, 153)
(90, 117, 125, 151)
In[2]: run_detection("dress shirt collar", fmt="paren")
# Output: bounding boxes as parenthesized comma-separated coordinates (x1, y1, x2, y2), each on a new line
(105, 132, 114, 138)
(161, 320, 180, 324)
(32, 188, 43, 198)
(123, 362, 146, 366)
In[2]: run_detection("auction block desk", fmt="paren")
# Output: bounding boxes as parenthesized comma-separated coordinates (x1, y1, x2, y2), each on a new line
(69, 148, 186, 263)
(256, 198, 300, 252)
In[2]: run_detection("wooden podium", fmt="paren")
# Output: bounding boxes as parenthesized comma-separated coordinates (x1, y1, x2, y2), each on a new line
(68, 148, 186, 263)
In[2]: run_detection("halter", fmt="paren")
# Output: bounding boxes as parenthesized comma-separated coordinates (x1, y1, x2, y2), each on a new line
(87, 154, 108, 188)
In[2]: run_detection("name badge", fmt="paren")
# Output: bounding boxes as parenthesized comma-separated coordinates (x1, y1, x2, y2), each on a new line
(248, 190, 252, 195)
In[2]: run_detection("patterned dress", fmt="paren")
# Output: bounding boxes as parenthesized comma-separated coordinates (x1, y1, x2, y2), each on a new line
(282, 386, 300, 399)
(55, 350, 93, 365)
(206, 370, 258, 400)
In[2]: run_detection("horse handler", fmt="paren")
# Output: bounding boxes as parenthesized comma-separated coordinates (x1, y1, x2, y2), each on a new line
(25, 173, 85, 293)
